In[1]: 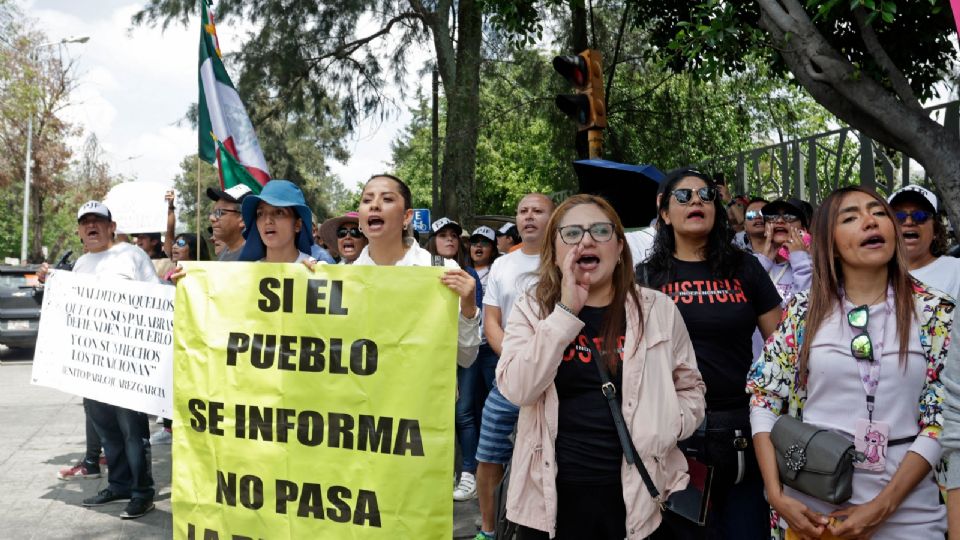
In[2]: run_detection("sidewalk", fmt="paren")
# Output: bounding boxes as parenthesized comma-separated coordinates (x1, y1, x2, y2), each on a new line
(0, 358, 480, 539)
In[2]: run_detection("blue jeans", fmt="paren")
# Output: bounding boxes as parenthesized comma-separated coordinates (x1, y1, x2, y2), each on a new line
(456, 343, 499, 474)
(87, 399, 155, 500)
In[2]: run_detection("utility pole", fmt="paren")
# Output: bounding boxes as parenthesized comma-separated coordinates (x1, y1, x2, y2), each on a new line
(431, 67, 440, 216)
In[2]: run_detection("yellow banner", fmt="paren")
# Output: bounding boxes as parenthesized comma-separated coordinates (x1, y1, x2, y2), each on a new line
(172, 262, 458, 539)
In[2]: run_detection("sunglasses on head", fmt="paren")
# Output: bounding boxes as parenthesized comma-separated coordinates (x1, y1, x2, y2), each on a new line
(669, 187, 717, 205)
(847, 305, 873, 362)
(337, 227, 364, 239)
(894, 210, 932, 224)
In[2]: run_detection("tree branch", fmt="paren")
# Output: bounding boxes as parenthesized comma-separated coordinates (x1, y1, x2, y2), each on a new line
(851, 6, 922, 112)
(303, 12, 422, 63)
(409, 0, 456, 85)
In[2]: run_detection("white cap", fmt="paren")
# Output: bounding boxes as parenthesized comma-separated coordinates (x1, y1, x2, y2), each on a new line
(888, 185, 938, 213)
(497, 223, 517, 235)
(470, 226, 496, 242)
(207, 184, 253, 203)
(77, 201, 112, 221)
(430, 217, 462, 236)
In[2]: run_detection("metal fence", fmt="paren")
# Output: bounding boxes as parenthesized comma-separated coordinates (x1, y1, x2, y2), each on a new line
(700, 100, 959, 204)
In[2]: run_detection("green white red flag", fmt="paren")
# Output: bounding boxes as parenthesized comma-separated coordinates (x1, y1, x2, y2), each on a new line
(198, 0, 269, 188)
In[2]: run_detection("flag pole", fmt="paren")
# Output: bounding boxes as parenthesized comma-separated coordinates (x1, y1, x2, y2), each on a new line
(196, 154, 201, 261)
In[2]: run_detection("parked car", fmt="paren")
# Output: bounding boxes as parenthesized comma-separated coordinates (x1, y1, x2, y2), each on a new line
(0, 265, 42, 349)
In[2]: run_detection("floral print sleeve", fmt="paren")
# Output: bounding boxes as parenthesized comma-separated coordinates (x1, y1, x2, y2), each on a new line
(912, 280, 955, 441)
(747, 293, 809, 419)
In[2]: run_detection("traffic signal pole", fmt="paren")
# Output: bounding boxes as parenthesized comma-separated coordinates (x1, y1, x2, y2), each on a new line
(553, 49, 606, 160)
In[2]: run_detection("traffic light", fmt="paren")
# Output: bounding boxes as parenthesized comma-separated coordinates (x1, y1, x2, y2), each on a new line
(552, 49, 606, 131)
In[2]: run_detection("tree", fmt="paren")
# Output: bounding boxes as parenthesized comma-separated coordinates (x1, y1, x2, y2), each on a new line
(135, 0, 554, 224)
(628, 0, 960, 235)
(0, 4, 79, 262)
(171, 154, 219, 234)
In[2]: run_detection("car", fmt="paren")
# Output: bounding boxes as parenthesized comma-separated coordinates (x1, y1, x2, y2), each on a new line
(0, 265, 42, 349)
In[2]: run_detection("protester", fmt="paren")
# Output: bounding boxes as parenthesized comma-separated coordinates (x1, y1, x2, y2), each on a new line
(754, 198, 812, 306)
(309, 222, 337, 264)
(495, 194, 705, 539)
(475, 193, 554, 540)
(134, 232, 175, 279)
(235, 180, 317, 263)
(495, 223, 521, 254)
(318, 211, 367, 264)
(639, 168, 782, 538)
(207, 184, 252, 261)
(942, 321, 960, 537)
(887, 185, 960, 301)
(39, 201, 160, 519)
(351, 174, 480, 369)
(733, 197, 768, 253)
(427, 217, 471, 268)
(748, 186, 952, 539)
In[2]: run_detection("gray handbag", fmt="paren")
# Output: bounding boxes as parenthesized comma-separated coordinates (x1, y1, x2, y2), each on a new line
(770, 414, 861, 505)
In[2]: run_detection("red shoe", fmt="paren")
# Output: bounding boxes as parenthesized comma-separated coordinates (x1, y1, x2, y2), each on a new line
(57, 462, 101, 480)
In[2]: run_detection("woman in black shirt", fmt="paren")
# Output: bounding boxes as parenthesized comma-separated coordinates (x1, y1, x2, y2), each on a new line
(641, 169, 782, 539)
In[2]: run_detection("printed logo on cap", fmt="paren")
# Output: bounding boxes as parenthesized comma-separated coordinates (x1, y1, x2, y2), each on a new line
(431, 217, 460, 234)
(888, 185, 938, 213)
(471, 226, 496, 242)
(497, 223, 516, 235)
(224, 184, 253, 201)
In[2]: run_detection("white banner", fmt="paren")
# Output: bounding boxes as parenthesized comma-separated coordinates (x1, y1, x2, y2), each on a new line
(103, 181, 175, 234)
(31, 271, 175, 417)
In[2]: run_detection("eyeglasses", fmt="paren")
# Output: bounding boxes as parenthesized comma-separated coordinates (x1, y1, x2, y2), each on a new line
(745, 210, 764, 221)
(336, 227, 364, 239)
(669, 187, 717, 205)
(847, 305, 874, 362)
(894, 210, 932, 225)
(175, 238, 188, 247)
(557, 222, 615, 245)
(209, 208, 240, 219)
(762, 212, 799, 223)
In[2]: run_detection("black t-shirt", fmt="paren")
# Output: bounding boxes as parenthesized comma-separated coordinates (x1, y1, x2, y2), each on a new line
(554, 305, 625, 484)
(650, 255, 781, 410)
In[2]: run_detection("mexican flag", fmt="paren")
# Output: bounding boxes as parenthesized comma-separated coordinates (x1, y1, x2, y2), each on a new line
(198, 0, 270, 188)
(215, 136, 262, 195)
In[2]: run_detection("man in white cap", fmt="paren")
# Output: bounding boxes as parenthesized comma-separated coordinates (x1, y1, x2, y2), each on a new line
(39, 200, 160, 519)
(207, 184, 252, 261)
(888, 185, 960, 301)
(494, 223, 521, 254)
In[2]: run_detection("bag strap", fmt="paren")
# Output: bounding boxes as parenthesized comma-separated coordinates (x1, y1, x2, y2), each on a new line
(431, 254, 444, 267)
(592, 353, 661, 500)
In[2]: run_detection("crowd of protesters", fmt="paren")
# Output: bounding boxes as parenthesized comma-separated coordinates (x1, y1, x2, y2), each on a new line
(33, 169, 960, 539)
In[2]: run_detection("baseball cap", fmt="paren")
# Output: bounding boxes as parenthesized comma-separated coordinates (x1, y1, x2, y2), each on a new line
(496, 223, 517, 236)
(887, 185, 938, 213)
(430, 217, 462, 236)
(207, 184, 253, 204)
(77, 201, 112, 222)
(761, 198, 809, 228)
(470, 226, 496, 243)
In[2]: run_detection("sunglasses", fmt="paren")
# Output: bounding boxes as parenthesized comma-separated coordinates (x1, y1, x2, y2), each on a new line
(762, 212, 799, 223)
(557, 222, 615, 245)
(470, 238, 493, 247)
(847, 305, 873, 362)
(336, 227, 364, 239)
(894, 210, 932, 225)
(745, 210, 764, 221)
(669, 187, 717, 205)
(209, 208, 241, 219)
(175, 238, 188, 247)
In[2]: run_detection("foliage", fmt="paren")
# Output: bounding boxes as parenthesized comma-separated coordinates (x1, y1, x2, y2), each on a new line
(171, 154, 219, 234)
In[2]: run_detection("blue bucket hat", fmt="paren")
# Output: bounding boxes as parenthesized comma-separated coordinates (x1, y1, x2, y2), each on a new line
(239, 180, 314, 261)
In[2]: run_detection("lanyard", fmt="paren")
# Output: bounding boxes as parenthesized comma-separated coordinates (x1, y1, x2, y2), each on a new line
(847, 290, 892, 422)
(768, 262, 789, 285)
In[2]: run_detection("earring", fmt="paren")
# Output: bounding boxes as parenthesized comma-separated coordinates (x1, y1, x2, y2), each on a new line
(403, 223, 408, 231)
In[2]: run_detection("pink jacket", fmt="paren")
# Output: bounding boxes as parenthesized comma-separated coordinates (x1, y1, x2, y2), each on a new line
(496, 287, 705, 539)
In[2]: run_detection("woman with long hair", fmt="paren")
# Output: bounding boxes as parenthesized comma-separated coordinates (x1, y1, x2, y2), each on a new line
(749, 186, 952, 539)
(352, 174, 480, 369)
(496, 194, 705, 539)
(640, 168, 783, 539)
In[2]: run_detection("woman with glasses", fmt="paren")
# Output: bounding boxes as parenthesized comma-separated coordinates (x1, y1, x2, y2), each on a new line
(496, 194, 705, 539)
(639, 168, 782, 539)
(318, 212, 367, 264)
(748, 186, 952, 539)
(754, 198, 813, 307)
(734, 198, 768, 253)
(886, 185, 960, 301)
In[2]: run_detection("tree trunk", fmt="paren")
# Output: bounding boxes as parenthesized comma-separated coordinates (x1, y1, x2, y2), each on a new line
(756, 0, 960, 240)
(438, 0, 482, 223)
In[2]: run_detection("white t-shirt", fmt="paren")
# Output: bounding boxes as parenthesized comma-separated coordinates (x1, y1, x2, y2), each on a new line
(911, 256, 960, 302)
(72, 242, 161, 283)
(352, 237, 458, 269)
(483, 249, 540, 323)
(625, 228, 656, 264)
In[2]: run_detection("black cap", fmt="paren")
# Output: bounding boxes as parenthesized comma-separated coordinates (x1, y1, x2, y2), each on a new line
(761, 198, 809, 228)
(207, 184, 253, 203)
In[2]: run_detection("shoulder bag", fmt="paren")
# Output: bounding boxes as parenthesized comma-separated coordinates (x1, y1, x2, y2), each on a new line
(769, 414, 861, 505)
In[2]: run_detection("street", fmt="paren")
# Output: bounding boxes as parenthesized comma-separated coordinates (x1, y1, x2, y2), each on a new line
(0, 349, 481, 539)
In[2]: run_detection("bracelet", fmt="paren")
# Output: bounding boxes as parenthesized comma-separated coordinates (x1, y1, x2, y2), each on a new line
(556, 302, 575, 316)
(168, 206, 175, 211)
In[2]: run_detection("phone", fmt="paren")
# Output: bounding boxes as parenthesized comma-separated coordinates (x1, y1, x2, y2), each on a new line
(778, 231, 811, 260)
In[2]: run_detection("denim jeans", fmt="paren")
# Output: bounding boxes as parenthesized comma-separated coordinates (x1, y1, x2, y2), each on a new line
(87, 399, 155, 500)
(456, 343, 499, 474)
